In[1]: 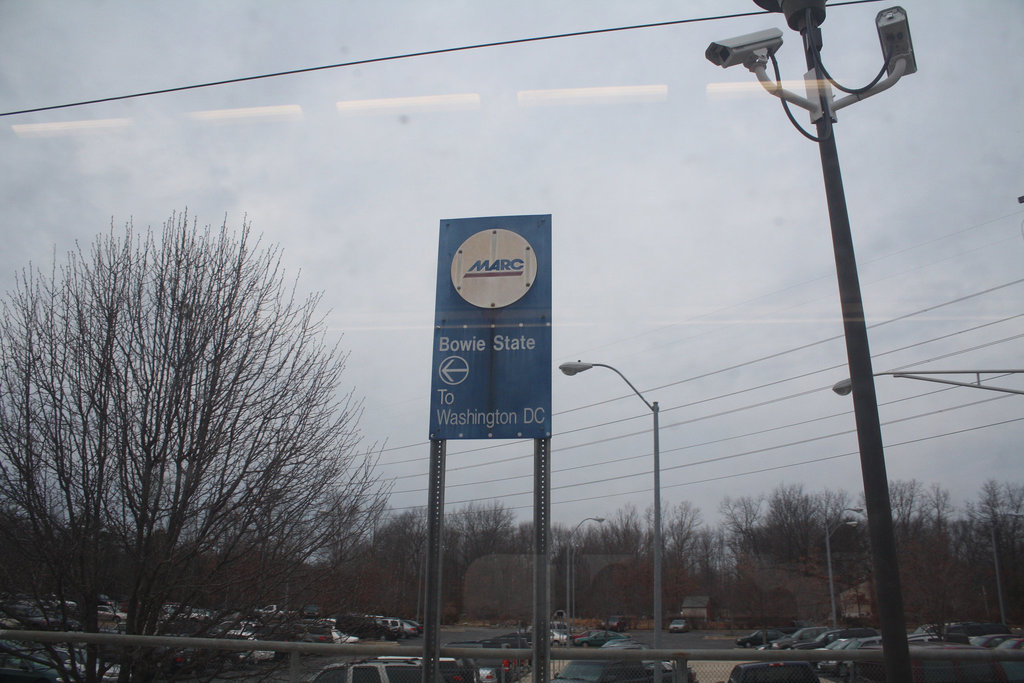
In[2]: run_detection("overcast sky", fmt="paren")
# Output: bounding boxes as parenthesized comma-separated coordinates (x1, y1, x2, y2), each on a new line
(1, 0, 1022, 528)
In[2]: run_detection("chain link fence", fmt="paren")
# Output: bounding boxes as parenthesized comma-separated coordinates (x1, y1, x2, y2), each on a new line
(5, 630, 1024, 682)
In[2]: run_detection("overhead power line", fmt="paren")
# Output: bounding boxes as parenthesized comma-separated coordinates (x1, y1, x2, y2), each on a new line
(0, 1, 886, 118)
(388, 413, 1024, 513)
(375, 276, 1024, 460)
(389, 390, 1014, 497)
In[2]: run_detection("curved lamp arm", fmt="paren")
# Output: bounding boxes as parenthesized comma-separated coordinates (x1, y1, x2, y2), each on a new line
(558, 361, 655, 412)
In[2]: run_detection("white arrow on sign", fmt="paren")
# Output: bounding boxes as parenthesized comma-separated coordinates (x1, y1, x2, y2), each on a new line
(439, 355, 470, 385)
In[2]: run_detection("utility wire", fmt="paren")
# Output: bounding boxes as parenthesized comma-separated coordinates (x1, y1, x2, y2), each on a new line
(0, 0, 888, 118)
(374, 277, 1024, 461)
(384, 335, 1024, 496)
(390, 389, 1013, 496)
(389, 413, 1024, 512)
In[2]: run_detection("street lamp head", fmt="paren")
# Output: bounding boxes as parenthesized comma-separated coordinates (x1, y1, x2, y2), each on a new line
(832, 378, 853, 396)
(559, 361, 593, 376)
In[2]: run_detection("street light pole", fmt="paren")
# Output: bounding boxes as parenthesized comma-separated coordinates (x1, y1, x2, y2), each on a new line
(558, 362, 663, 650)
(991, 524, 1007, 625)
(706, 5, 917, 681)
(808, 39, 912, 683)
(566, 517, 604, 641)
(825, 515, 860, 629)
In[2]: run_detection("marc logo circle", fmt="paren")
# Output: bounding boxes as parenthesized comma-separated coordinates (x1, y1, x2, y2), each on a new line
(450, 228, 536, 308)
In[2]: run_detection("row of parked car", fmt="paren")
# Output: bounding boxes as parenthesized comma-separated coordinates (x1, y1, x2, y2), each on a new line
(732, 621, 1024, 682)
(743, 625, 879, 650)
(736, 620, 1016, 651)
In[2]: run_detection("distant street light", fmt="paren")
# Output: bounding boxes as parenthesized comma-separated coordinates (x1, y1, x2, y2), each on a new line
(833, 370, 1024, 396)
(989, 513, 1024, 625)
(825, 509, 862, 629)
(558, 361, 664, 652)
(566, 517, 604, 640)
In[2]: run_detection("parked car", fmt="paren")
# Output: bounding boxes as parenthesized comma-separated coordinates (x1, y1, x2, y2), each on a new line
(969, 634, 1015, 648)
(0, 644, 61, 682)
(555, 659, 661, 683)
(995, 637, 1024, 650)
(943, 622, 1011, 643)
(551, 628, 569, 646)
(668, 618, 690, 633)
(0, 601, 80, 631)
(770, 626, 829, 649)
(302, 623, 346, 644)
(46, 645, 121, 682)
(310, 656, 478, 683)
(724, 661, 819, 683)
(255, 604, 281, 619)
(375, 617, 405, 640)
(603, 615, 632, 632)
(332, 614, 389, 640)
(401, 619, 423, 637)
(0, 641, 121, 682)
(573, 630, 630, 647)
(484, 632, 531, 649)
(735, 629, 786, 648)
(600, 639, 645, 650)
(791, 627, 878, 650)
(96, 604, 127, 623)
(436, 642, 530, 683)
(815, 635, 881, 677)
(856, 641, 1024, 682)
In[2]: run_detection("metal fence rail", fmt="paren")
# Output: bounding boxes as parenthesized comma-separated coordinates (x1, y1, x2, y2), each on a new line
(5, 630, 1024, 683)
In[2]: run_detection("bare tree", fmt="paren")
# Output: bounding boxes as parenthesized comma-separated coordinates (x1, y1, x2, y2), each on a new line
(966, 481, 1024, 624)
(0, 213, 386, 681)
(662, 501, 703, 615)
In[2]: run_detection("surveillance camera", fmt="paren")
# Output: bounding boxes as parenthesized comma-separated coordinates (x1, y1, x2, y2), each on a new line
(876, 6, 917, 76)
(705, 28, 784, 69)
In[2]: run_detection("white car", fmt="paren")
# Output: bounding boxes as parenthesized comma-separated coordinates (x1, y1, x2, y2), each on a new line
(550, 629, 569, 645)
(97, 604, 127, 622)
(226, 621, 277, 662)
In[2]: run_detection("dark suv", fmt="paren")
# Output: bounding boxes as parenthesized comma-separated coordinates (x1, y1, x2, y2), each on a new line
(736, 629, 787, 648)
(942, 622, 1010, 644)
(725, 662, 819, 683)
(556, 659, 659, 683)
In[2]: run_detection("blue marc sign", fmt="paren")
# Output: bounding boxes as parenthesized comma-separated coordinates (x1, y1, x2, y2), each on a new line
(429, 215, 552, 439)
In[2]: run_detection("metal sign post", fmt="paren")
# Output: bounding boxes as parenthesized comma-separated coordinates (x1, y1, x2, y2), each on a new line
(423, 439, 446, 683)
(424, 215, 552, 683)
(534, 437, 551, 683)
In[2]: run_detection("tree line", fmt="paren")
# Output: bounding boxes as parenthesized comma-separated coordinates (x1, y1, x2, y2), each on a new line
(324, 479, 1024, 631)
